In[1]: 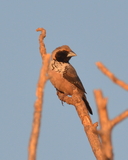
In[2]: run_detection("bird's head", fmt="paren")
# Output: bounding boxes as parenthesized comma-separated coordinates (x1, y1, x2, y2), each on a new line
(51, 45, 77, 63)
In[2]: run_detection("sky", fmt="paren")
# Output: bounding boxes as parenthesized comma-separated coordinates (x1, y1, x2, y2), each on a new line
(0, 1, 128, 160)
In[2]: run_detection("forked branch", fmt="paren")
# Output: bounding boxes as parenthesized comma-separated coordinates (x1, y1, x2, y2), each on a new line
(94, 62, 128, 160)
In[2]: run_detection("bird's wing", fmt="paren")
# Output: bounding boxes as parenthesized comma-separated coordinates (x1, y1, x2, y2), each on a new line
(63, 64, 86, 93)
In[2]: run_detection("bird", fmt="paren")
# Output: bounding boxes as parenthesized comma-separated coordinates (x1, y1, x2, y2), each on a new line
(48, 45, 93, 115)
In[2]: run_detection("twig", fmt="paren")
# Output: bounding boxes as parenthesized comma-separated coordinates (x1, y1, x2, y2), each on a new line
(28, 28, 50, 160)
(111, 110, 128, 128)
(96, 62, 128, 90)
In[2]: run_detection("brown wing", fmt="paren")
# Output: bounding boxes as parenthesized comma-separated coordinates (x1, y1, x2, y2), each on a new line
(63, 64, 86, 93)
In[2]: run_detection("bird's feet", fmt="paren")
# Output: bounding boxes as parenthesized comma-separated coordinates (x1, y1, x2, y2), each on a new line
(56, 90, 68, 105)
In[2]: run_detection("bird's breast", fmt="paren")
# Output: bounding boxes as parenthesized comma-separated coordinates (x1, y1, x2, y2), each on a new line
(49, 60, 67, 73)
(48, 61, 75, 95)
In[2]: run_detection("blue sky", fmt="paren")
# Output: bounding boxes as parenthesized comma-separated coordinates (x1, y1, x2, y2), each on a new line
(0, 1, 128, 160)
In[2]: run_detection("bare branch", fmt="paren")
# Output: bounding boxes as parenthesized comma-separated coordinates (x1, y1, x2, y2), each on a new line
(96, 62, 128, 90)
(94, 90, 113, 160)
(111, 110, 128, 128)
(28, 28, 50, 160)
(57, 90, 103, 160)
(36, 28, 47, 58)
(94, 90, 128, 160)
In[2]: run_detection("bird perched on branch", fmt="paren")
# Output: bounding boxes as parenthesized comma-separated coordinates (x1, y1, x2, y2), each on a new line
(48, 45, 93, 115)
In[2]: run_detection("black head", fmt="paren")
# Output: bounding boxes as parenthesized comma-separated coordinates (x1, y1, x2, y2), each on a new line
(52, 45, 77, 63)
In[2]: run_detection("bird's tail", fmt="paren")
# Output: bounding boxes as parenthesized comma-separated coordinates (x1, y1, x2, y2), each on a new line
(82, 95, 93, 115)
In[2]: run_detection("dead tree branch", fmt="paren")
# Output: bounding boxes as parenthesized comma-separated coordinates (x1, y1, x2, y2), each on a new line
(28, 28, 50, 160)
(94, 90, 128, 160)
(94, 62, 128, 160)
(94, 90, 113, 160)
(96, 62, 128, 90)
(57, 90, 103, 160)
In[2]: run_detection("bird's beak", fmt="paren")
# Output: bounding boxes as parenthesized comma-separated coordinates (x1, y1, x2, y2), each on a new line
(67, 51, 77, 57)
